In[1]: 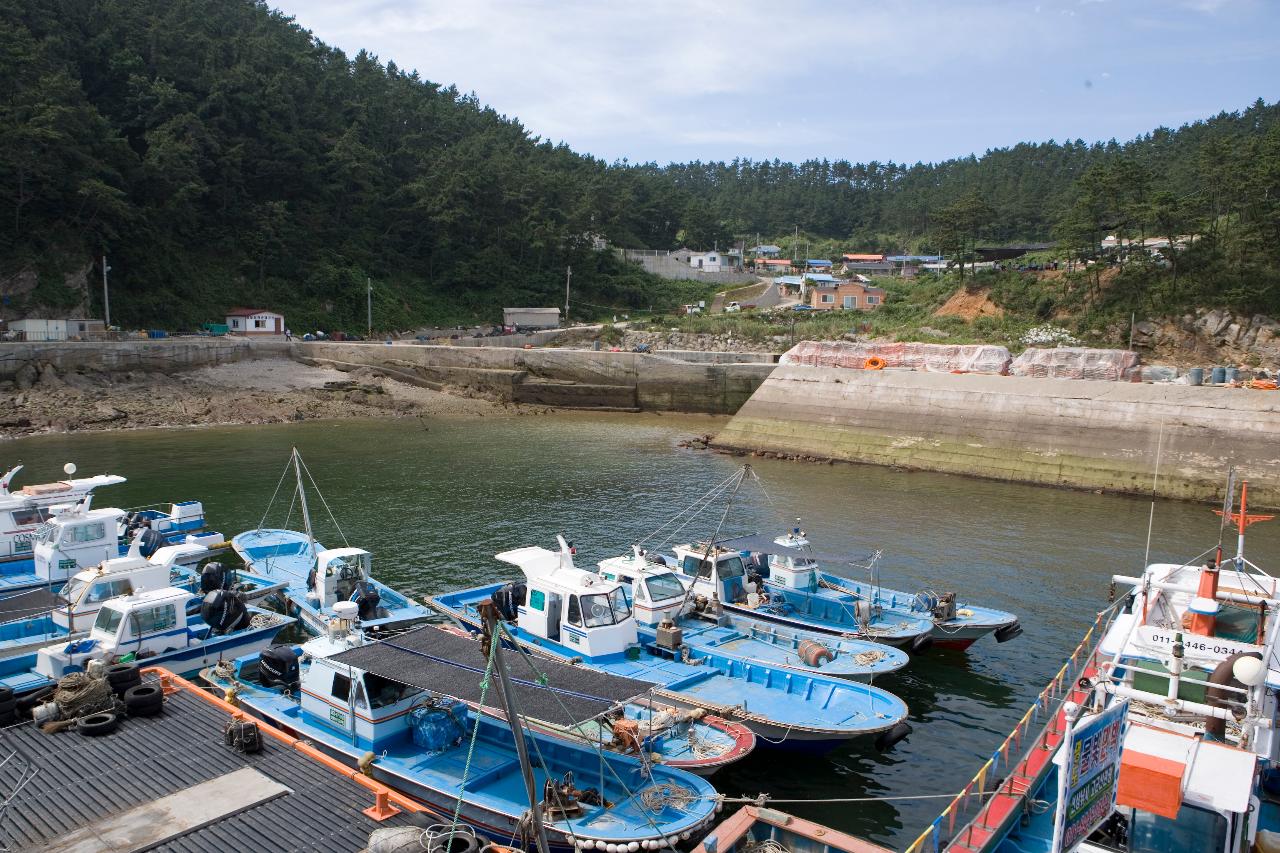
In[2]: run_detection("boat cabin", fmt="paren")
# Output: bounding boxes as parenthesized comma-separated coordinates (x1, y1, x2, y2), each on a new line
(761, 531, 820, 591)
(298, 637, 435, 750)
(670, 544, 761, 606)
(126, 501, 207, 538)
(52, 537, 211, 631)
(498, 539, 636, 659)
(307, 547, 374, 609)
(598, 548, 690, 627)
(0, 465, 125, 562)
(36, 587, 197, 679)
(30, 499, 125, 583)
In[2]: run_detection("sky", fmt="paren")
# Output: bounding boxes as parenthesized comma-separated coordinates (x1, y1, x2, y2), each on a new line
(270, 0, 1280, 167)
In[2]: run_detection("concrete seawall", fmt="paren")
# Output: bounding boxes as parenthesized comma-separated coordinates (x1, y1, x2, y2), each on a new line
(714, 366, 1280, 507)
(0, 338, 287, 376)
(296, 343, 776, 414)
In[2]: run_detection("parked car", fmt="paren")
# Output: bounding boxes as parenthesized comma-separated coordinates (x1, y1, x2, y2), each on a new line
(791, 304, 814, 311)
(724, 301, 742, 313)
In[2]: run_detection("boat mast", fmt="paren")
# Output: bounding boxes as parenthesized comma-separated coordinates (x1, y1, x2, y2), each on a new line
(291, 447, 316, 553)
(481, 602, 551, 853)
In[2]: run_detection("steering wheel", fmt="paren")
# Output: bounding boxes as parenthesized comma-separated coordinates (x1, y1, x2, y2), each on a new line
(590, 602, 610, 620)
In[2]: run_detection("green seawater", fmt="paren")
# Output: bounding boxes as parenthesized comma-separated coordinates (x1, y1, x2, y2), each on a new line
(7, 414, 1277, 847)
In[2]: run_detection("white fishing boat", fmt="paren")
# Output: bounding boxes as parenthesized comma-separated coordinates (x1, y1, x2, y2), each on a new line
(0, 463, 124, 566)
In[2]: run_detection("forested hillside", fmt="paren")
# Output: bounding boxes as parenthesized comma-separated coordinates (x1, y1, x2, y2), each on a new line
(2, 0, 1277, 327)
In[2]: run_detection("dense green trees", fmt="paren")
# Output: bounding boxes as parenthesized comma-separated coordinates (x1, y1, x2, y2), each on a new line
(1, 0, 1276, 327)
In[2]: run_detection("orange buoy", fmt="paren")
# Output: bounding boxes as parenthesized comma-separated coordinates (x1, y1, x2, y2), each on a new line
(797, 639, 834, 667)
(864, 356, 886, 370)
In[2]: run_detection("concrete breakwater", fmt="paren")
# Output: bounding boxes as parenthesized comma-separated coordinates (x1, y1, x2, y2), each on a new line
(296, 342, 776, 414)
(714, 366, 1280, 507)
(0, 338, 287, 378)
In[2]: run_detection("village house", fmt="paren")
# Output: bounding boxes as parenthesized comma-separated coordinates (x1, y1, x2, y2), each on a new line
(808, 280, 886, 311)
(226, 308, 284, 336)
(688, 251, 727, 272)
(751, 244, 782, 257)
(805, 259, 833, 272)
(842, 253, 884, 263)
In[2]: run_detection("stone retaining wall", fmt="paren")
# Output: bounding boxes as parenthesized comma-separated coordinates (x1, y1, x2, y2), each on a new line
(0, 337, 278, 377)
(714, 366, 1280, 507)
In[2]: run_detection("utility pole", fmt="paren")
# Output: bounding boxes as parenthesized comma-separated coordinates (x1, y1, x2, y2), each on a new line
(564, 265, 572, 325)
(102, 254, 111, 329)
(366, 277, 372, 339)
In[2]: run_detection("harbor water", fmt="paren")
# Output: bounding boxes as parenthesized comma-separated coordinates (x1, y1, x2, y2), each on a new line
(7, 413, 1278, 848)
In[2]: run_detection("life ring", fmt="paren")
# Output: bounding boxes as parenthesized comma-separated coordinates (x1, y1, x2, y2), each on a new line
(864, 356, 886, 370)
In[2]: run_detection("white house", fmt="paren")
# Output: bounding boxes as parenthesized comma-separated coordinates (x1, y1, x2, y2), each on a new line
(689, 251, 726, 273)
(503, 307, 561, 330)
(9, 319, 68, 341)
(226, 308, 284, 336)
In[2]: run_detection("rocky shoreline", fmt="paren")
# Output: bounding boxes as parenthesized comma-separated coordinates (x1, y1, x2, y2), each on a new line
(1, 358, 540, 439)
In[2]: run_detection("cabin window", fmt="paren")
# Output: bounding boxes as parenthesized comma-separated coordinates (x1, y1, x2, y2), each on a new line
(681, 555, 717, 579)
(365, 673, 420, 709)
(566, 595, 583, 626)
(131, 604, 176, 634)
(94, 606, 125, 634)
(331, 673, 352, 703)
(352, 680, 368, 709)
(86, 579, 132, 603)
(581, 588, 632, 628)
(10, 508, 48, 527)
(529, 589, 546, 611)
(645, 573, 685, 603)
(1128, 804, 1226, 853)
(719, 556, 746, 579)
(65, 522, 106, 545)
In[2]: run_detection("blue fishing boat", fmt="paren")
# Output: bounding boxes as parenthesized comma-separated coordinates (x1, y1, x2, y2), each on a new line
(0, 584, 293, 696)
(433, 623, 757, 776)
(202, 615, 722, 852)
(0, 495, 221, 595)
(426, 541, 912, 752)
(231, 448, 433, 636)
(718, 530, 1021, 649)
(662, 541, 936, 653)
(0, 462, 124, 567)
(598, 547, 908, 681)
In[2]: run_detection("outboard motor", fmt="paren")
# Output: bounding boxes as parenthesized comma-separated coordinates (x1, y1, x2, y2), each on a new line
(933, 592, 958, 622)
(258, 644, 300, 691)
(137, 527, 164, 559)
(200, 562, 230, 594)
(200, 589, 249, 635)
(492, 581, 526, 622)
(353, 580, 381, 621)
(910, 633, 934, 655)
(874, 721, 913, 752)
(994, 621, 1023, 643)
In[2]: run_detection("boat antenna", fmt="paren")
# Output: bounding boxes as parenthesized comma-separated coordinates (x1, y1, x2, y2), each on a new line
(480, 602, 551, 853)
(684, 465, 749, 617)
(1213, 467, 1237, 570)
(1141, 419, 1166, 571)
(291, 447, 316, 555)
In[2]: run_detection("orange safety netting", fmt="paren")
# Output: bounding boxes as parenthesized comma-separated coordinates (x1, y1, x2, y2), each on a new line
(1009, 347, 1140, 381)
(779, 340, 1012, 374)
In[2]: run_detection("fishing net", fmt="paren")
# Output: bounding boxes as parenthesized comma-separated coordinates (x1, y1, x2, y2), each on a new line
(1008, 347, 1141, 381)
(639, 782, 699, 813)
(54, 673, 114, 718)
(780, 341, 1011, 374)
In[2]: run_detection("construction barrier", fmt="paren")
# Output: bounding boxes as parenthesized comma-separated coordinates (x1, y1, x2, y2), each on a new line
(780, 341, 1011, 374)
(1009, 347, 1140, 381)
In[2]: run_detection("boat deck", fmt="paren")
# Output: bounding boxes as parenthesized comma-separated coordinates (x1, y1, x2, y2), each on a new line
(0, 671, 423, 852)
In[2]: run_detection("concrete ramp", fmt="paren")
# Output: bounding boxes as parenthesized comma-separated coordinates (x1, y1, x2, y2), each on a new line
(714, 366, 1280, 507)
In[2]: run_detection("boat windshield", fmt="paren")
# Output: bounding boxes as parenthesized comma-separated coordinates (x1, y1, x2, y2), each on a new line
(36, 522, 59, 545)
(57, 578, 87, 603)
(581, 588, 631, 627)
(93, 605, 125, 635)
(644, 573, 685, 603)
(1128, 805, 1226, 853)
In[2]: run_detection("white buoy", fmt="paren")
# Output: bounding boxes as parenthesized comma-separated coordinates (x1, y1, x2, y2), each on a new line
(63, 462, 76, 476)
(628, 842, 640, 852)
(607, 843, 618, 853)
(1234, 655, 1266, 687)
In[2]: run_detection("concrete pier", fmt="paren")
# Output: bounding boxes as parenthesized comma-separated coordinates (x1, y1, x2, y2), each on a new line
(296, 342, 775, 414)
(713, 366, 1280, 507)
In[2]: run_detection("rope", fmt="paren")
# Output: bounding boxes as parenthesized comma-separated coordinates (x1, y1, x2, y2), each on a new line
(295, 453, 350, 548)
(449, 629, 500, 835)
(256, 454, 296, 532)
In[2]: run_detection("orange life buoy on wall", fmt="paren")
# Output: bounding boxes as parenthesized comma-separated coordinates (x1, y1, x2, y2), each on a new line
(864, 356, 886, 370)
